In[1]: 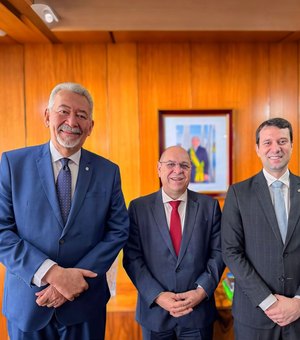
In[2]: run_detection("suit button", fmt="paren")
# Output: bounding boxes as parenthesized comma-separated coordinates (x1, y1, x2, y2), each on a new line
(175, 268, 181, 273)
(59, 239, 65, 245)
(283, 253, 288, 258)
(279, 276, 285, 282)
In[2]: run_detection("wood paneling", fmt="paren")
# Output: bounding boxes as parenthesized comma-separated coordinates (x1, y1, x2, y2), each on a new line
(0, 3, 50, 43)
(138, 43, 192, 195)
(107, 44, 140, 203)
(269, 43, 299, 174)
(24, 43, 108, 157)
(0, 45, 25, 154)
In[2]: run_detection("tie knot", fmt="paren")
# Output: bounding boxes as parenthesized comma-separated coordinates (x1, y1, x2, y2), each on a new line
(60, 158, 70, 170)
(169, 201, 181, 210)
(271, 180, 284, 189)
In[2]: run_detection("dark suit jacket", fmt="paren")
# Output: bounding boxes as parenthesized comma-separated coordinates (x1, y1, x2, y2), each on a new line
(0, 143, 129, 332)
(222, 171, 300, 330)
(123, 189, 224, 332)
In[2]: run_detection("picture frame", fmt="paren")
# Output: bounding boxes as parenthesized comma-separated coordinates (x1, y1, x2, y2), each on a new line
(159, 109, 232, 196)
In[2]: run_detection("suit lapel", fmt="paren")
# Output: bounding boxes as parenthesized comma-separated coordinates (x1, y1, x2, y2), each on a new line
(151, 191, 177, 259)
(285, 173, 300, 247)
(177, 190, 198, 264)
(254, 172, 283, 244)
(36, 143, 64, 228)
(62, 149, 92, 236)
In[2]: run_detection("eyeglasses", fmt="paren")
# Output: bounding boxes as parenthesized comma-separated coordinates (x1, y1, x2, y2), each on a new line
(159, 161, 191, 171)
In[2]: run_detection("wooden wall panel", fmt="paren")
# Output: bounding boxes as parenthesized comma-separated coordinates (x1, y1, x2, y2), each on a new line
(107, 44, 140, 204)
(24, 43, 108, 157)
(191, 43, 271, 183)
(0, 45, 25, 155)
(269, 43, 299, 174)
(138, 43, 192, 195)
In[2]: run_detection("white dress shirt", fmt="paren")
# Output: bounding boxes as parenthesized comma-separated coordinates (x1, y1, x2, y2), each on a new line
(259, 169, 290, 311)
(32, 142, 81, 287)
(161, 189, 187, 232)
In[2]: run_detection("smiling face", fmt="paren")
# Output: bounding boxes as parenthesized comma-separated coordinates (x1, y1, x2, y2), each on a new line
(158, 146, 191, 199)
(44, 89, 94, 157)
(256, 125, 293, 178)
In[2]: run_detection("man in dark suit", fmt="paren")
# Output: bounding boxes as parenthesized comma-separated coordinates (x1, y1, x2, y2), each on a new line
(0, 82, 129, 339)
(222, 117, 300, 340)
(123, 146, 224, 340)
(189, 136, 209, 183)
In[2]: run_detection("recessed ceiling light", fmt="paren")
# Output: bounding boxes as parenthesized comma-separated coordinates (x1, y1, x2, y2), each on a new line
(31, 4, 59, 24)
(0, 30, 7, 37)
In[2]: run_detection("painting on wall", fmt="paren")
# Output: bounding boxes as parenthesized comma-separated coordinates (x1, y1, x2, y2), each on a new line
(159, 109, 232, 196)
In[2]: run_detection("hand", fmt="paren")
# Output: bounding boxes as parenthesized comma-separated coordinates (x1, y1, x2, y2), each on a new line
(155, 292, 178, 313)
(43, 265, 97, 301)
(35, 285, 67, 308)
(265, 294, 300, 326)
(170, 288, 207, 317)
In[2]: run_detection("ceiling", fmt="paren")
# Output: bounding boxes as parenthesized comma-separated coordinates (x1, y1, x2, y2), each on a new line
(1, 0, 300, 44)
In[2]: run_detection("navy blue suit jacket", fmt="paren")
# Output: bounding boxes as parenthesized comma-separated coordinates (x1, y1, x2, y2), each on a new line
(123, 189, 224, 332)
(0, 143, 129, 332)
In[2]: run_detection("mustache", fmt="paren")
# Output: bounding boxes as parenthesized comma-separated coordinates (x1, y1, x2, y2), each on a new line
(58, 124, 82, 135)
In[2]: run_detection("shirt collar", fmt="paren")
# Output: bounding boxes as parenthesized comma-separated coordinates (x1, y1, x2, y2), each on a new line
(263, 168, 290, 188)
(49, 141, 81, 166)
(162, 188, 187, 204)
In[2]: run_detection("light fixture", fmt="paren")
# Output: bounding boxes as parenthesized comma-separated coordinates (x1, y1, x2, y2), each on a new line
(31, 4, 59, 24)
(0, 30, 7, 37)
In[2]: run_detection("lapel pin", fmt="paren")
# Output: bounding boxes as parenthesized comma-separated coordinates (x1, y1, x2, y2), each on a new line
(85, 167, 89, 171)
(298, 189, 300, 192)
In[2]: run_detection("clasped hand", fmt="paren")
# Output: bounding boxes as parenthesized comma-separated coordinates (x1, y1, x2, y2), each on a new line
(36, 265, 97, 308)
(155, 288, 206, 317)
(265, 294, 300, 326)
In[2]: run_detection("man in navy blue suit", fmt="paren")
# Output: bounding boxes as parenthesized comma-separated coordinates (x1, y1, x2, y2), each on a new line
(0, 82, 129, 339)
(123, 146, 224, 340)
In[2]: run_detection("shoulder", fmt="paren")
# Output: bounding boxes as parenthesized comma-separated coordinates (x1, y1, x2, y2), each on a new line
(230, 172, 263, 191)
(2, 144, 47, 163)
(187, 189, 216, 203)
(81, 148, 119, 170)
(129, 191, 160, 207)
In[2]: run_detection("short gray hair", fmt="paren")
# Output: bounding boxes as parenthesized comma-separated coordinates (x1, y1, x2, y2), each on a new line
(48, 82, 94, 117)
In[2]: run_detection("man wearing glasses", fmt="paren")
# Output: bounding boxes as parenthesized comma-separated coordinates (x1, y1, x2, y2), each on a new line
(123, 146, 224, 340)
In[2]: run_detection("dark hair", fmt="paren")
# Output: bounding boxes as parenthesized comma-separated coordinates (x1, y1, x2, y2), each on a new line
(255, 118, 293, 145)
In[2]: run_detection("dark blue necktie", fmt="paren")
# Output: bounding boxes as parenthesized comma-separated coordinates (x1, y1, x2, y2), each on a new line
(56, 158, 71, 224)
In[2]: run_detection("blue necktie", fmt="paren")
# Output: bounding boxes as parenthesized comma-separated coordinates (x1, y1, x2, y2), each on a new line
(271, 181, 287, 242)
(56, 158, 71, 224)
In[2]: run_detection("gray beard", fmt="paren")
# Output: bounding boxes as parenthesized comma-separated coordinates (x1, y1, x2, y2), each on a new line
(56, 135, 81, 149)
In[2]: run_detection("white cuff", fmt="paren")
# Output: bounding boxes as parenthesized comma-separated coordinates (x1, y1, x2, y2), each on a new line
(32, 259, 57, 287)
(259, 294, 277, 311)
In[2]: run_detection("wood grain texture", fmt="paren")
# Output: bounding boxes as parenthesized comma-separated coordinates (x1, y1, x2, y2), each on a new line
(24, 43, 108, 157)
(107, 43, 140, 204)
(138, 43, 192, 195)
(0, 45, 25, 155)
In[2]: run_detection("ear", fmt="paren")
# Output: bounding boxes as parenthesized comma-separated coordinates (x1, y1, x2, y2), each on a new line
(44, 108, 50, 127)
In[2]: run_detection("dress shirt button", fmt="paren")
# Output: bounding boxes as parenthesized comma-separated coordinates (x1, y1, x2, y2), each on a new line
(59, 239, 65, 245)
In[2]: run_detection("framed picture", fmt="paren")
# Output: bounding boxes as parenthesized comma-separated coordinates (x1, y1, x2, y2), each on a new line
(159, 109, 232, 196)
